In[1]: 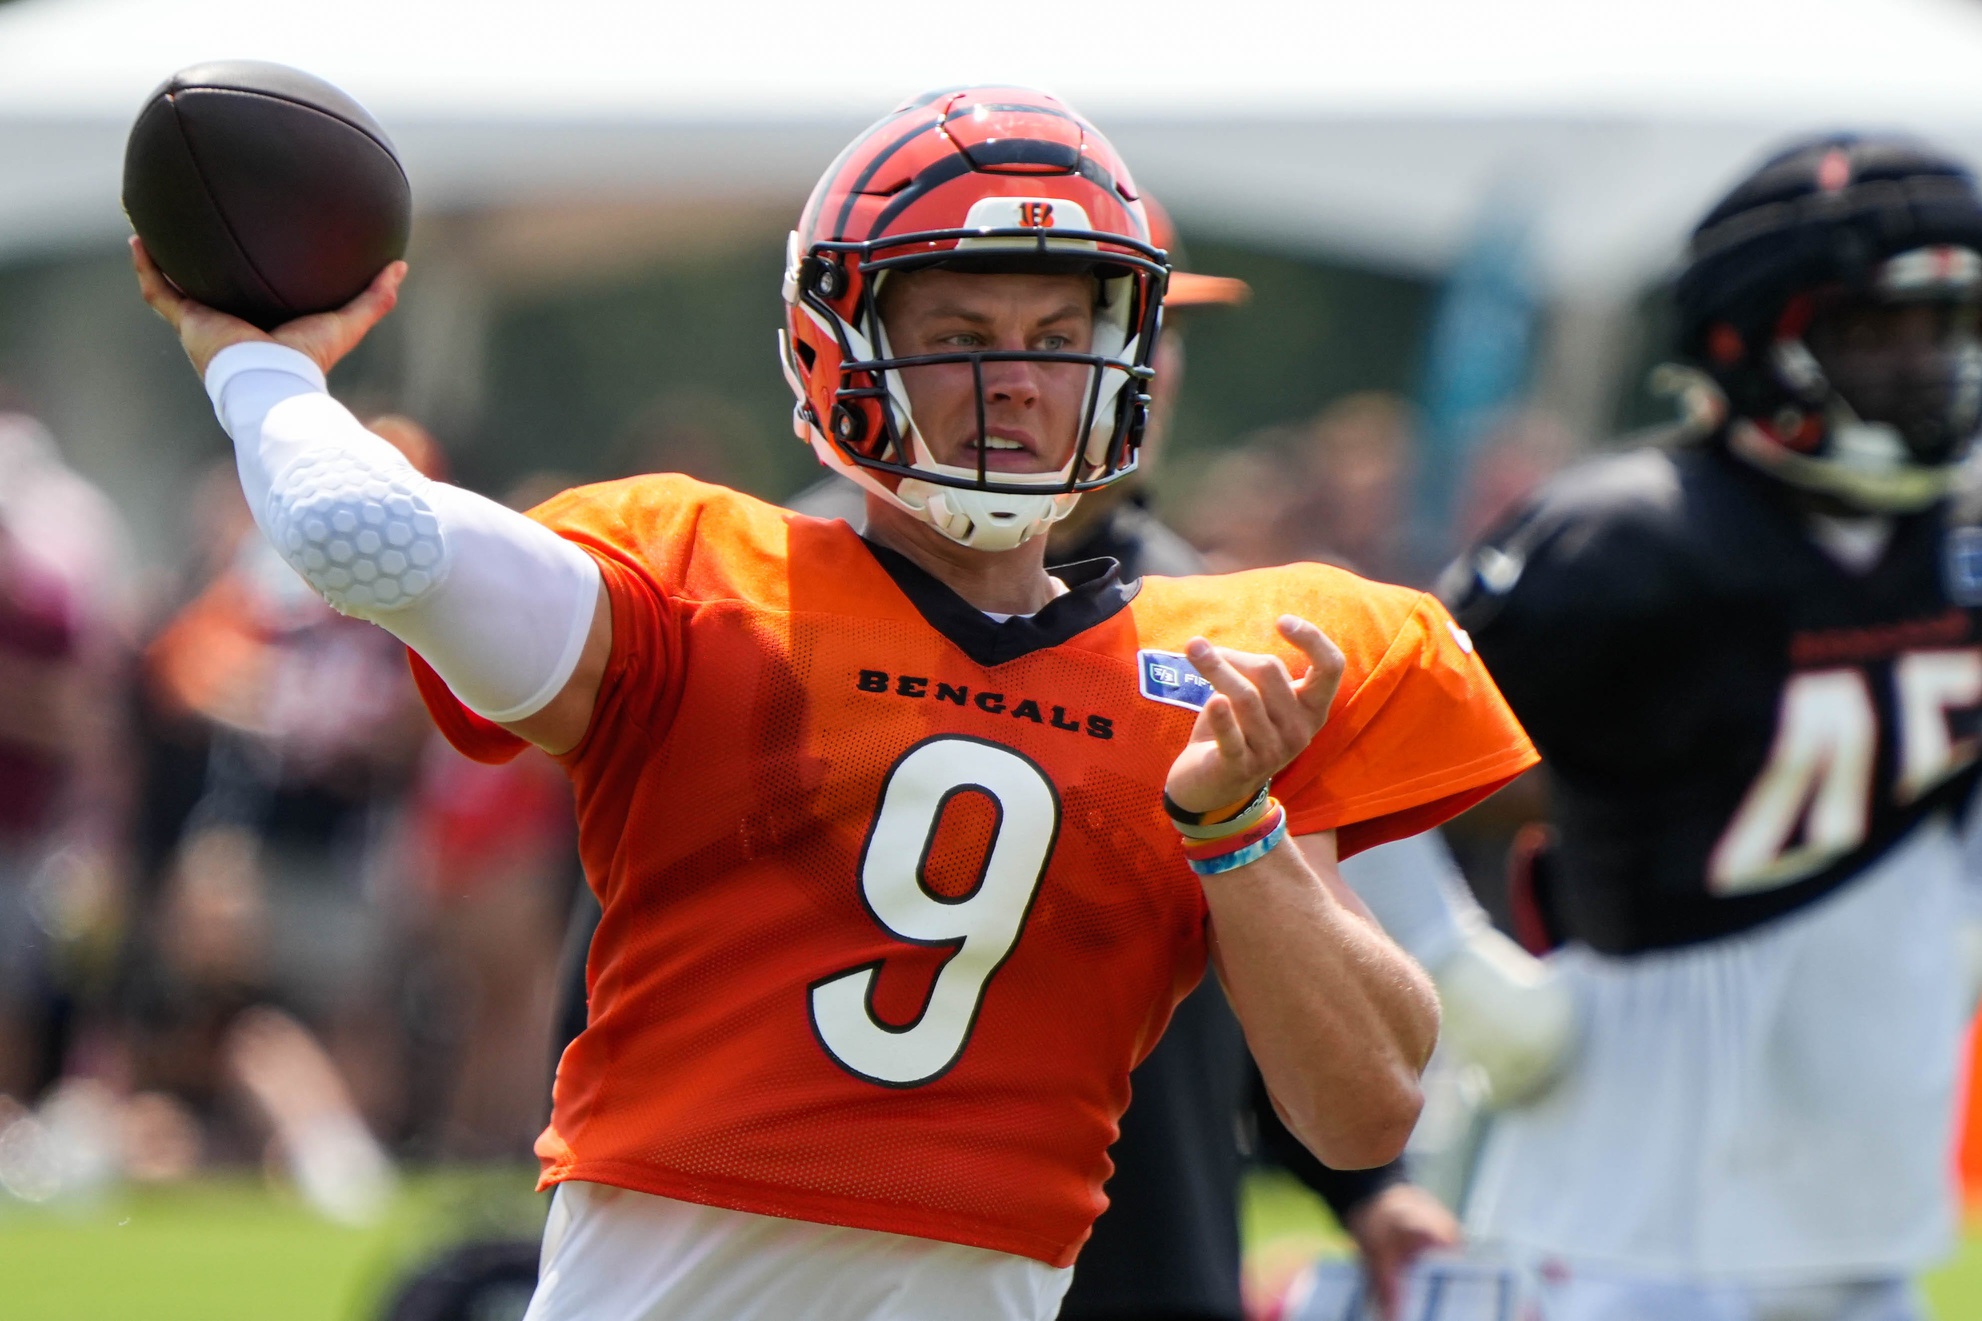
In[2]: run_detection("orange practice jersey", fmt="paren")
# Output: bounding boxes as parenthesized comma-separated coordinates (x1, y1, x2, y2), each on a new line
(411, 476, 1537, 1268)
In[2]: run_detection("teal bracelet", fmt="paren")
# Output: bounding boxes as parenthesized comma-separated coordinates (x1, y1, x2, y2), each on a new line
(1184, 814, 1289, 877)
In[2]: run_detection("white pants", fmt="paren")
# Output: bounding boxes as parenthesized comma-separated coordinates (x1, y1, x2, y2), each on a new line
(1286, 1258, 1921, 1321)
(1466, 822, 1969, 1277)
(522, 1182, 1073, 1321)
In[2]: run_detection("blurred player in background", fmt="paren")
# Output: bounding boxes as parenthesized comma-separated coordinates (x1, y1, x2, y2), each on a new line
(133, 87, 1535, 1321)
(1441, 135, 1982, 1320)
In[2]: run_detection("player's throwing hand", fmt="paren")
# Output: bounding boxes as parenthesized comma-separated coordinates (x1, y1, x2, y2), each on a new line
(131, 236, 405, 380)
(1164, 615, 1345, 817)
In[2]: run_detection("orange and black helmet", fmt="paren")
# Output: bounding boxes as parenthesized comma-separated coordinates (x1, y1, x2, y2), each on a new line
(779, 87, 1168, 548)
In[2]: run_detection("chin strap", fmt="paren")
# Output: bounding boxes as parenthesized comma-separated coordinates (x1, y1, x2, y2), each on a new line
(1727, 418, 1964, 512)
(899, 480, 1075, 552)
(1715, 335, 1976, 513)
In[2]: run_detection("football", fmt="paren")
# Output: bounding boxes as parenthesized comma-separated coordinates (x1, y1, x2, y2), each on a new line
(122, 60, 411, 330)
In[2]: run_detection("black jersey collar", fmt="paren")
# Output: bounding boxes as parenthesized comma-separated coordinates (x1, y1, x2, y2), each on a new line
(861, 538, 1139, 667)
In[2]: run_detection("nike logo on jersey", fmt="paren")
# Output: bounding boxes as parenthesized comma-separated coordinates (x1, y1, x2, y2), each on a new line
(856, 669, 1115, 740)
(1137, 649, 1214, 711)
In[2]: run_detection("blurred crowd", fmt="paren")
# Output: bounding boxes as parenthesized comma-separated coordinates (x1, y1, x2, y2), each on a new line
(1172, 392, 1575, 586)
(0, 386, 1573, 1221)
(0, 409, 580, 1222)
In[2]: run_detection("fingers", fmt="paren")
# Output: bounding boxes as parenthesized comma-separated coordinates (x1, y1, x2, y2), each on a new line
(273, 260, 407, 375)
(1369, 1263, 1404, 1321)
(1170, 620, 1345, 812)
(1351, 1227, 1409, 1321)
(1279, 614, 1346, 717)
(345, 260, 406, 324)
(1186, 638, 1272, 739)
(320, 260, 405, 351)
(1202, 693, 1248, 763)
(1188, 633, 1324, 762)
(1371, 1261, 1403, 1317)
(129, 236, 189, 327)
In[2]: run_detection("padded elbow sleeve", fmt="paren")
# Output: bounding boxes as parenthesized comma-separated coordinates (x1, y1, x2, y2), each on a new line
(265, 445, 448, 613)
(208, 344, 600, 723)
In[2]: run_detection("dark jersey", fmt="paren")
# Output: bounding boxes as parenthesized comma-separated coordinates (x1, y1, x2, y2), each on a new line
(1443, 442, 1982, 955)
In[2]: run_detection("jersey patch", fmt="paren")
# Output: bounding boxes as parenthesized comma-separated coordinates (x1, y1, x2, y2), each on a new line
(1137, 649, 1214, 711)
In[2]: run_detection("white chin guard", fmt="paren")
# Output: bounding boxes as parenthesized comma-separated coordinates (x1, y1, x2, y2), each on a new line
(897, 478, 1077, 552)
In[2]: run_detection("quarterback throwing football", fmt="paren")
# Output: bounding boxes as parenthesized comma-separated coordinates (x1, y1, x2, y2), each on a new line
(134, 88, 1535, 1321)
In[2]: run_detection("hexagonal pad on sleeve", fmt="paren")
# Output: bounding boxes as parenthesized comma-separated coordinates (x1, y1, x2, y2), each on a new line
(265, 451, 448, 615)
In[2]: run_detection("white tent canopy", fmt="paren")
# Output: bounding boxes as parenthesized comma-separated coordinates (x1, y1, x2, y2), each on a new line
(4, 0, 1982, 294)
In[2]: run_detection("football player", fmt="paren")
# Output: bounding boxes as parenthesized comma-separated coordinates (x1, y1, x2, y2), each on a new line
(784, 205, 1472, 1321)
(1441, 135, 1982, 1320)
(132, 88, 1535, 1321)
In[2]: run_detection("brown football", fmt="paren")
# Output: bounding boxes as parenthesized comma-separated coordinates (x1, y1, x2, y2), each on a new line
(123, 61, 411, 330)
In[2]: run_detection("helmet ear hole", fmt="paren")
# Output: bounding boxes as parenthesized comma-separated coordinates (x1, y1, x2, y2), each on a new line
(793, 339, 817, 371)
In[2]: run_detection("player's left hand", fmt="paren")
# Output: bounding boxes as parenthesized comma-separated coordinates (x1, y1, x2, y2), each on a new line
(1164, 615, 1344, 816)
(1346, 1184, 1463, 1321)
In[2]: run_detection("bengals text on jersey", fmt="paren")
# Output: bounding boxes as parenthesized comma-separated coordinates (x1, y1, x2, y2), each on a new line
(411, 475, 1536, 1268)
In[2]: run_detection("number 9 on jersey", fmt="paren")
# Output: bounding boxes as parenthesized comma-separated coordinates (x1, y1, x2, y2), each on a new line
(809, 736, 1062, 1087)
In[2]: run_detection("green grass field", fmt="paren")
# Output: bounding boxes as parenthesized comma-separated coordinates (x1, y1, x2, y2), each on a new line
(0, 1168, 548, 1321)
(1, 1170, 1978, 1319)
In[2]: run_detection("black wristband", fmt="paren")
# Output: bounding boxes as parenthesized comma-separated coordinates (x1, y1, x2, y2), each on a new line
(1163, 780, 1269, 828)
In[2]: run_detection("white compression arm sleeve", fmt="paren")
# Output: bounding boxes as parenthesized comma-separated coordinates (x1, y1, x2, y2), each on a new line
(1339, 830, 1578, 1106)
(205, 342, 600, 723)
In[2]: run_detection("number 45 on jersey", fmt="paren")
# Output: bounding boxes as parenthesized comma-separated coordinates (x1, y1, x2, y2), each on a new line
(1712, 648, 1982, 894)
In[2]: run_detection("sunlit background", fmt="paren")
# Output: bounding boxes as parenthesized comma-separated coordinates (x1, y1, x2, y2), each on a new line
(6, 0, 1982, 1316)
